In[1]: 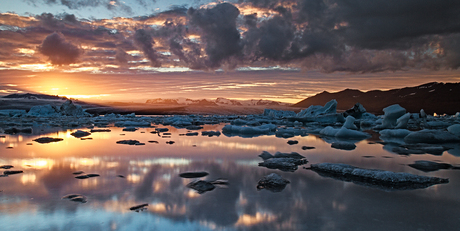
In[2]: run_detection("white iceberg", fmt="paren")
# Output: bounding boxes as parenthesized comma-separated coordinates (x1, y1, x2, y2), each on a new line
(375, 104, 406, 129)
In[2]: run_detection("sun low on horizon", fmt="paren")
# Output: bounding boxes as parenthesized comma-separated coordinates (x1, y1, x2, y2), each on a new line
(0, 0, 460, 103)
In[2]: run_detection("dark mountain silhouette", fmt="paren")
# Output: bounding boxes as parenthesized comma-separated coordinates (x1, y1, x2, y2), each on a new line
(293, 82, 460, 115)
(3, 93, 65, 100)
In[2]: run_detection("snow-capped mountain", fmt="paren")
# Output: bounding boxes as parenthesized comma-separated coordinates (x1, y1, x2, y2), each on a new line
(146, 97, 291, 106)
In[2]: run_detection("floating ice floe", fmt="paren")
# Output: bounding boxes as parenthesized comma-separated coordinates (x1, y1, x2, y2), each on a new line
(256, 173, 290, 192)
(319, 126, 370, 139)
(408, 160, 457, 172)
(0, 109, 27, 117)
(222, 124, 276, 138)
(309, 163, 449, 190)
(186, 179, 229, 194)
(116, 140, 145, 145)
(62, 194, 87, 203)
(391, 143, 450, 155)
(275, 127, 309, 138)
(201, 131, 221, 137)
(258, 151, 308, 172)
(33, 137, 63, 144)
(179, 171, 209, 178)
(129, 203, 148, 212)
(3, 127, 32, 134)
(404, 129, 460, 144)
(70, 130, 91, 138)
(331, 141, 356, 150)
(379, 129, 412, 138)
(114, 121, 151, 127)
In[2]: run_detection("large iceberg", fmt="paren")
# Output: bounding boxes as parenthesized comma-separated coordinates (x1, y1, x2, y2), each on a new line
(374, 104, 406, 129)
(27, 100, 90, 117)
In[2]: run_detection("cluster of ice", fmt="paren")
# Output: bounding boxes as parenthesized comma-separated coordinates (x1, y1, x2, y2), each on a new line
(27, 100, 90, 117)
(310, 163, 449, 190)
(258, 151, 308, 172)
(319, 126, 370, 139)
(263, 109, 296, 118)
(404, 129, 460, 144)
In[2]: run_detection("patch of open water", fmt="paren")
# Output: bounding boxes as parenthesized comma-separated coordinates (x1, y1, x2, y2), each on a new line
(1, 124, 459, 231)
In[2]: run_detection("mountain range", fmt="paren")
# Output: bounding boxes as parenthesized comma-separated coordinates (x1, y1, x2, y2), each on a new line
(146, 97, 292, 106)
(293, 82, 460, 115)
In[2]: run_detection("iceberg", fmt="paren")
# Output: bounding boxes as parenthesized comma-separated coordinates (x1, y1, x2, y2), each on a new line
(256, 173, 290, 192)
(374, 104, 406, 129)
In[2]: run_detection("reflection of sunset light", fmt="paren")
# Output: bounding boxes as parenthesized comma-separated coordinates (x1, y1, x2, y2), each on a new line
(153, 182, 164, 192)
(21, 173, 36, 185)
(79, 158, 100, 166)
(106, 162, 119, 168)
(198, 140, 277, 151)
(22, 158, 54, 170)
(186, 190, 200, 198)
(79, 178, 99, 188)
(129, 158, 191, 167)
(127, 174, 140, 183)
(148, 203, 166, 213)
(236, 212, 276, 226)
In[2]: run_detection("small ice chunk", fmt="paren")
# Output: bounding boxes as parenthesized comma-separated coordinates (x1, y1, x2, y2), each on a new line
(408, 161, 453, 172)
(256, 173, 290, 192)
(71, 130, 91, 138)
(331, 141, 356, 150)
(342, 116, 358, 130)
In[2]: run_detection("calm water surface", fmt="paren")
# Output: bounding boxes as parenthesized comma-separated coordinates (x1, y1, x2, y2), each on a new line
(1, 124, 459, 231)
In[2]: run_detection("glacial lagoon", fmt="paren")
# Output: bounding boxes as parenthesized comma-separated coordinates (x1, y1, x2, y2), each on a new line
(1, 123, 460, 231)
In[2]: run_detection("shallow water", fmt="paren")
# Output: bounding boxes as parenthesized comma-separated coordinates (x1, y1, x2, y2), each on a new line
(1, 124, 460, 231)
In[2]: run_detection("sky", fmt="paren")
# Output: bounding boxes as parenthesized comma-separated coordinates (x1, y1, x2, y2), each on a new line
(0, 0, 459, 103)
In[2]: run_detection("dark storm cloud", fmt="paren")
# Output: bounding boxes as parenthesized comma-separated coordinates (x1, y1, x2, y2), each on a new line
(188, 3, 242, 68)
(4, 0, 460, 73)
(37, 32, 82, 65)
(133, 29, 161, 67)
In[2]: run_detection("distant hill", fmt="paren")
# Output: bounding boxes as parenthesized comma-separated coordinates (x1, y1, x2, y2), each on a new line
(293, 82, 460, 115)
(146, 97, 292, 107)
(3, 93, 66, 100)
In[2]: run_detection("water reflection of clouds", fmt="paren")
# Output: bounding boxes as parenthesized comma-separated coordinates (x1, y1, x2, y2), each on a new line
(1, 126, 460, 230)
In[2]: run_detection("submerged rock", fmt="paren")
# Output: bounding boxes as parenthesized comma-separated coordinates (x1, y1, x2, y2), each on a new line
(179, 171, 209, 178)
(310, 163, 449, 190)
(33, 137, 64, 144)
(257, 173, 290, 192)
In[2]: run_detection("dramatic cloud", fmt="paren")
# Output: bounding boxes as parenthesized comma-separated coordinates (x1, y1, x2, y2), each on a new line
(188, 3, 242, 68)
(3, 1, 460, 73)
(37, 32, 82, 65)
(134, 29, 161, 67)
(26, 0, 133, 14)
